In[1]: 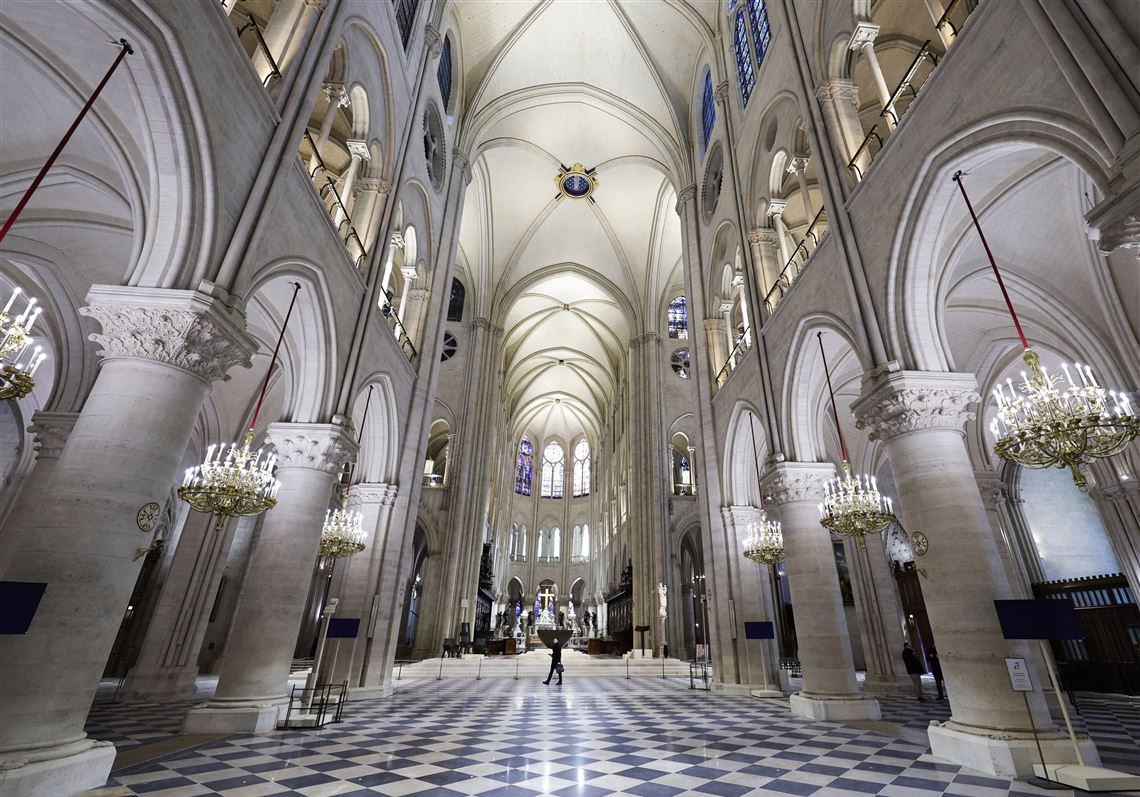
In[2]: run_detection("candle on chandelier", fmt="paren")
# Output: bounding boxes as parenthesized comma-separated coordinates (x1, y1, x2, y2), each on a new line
(2, 287, 20, 315)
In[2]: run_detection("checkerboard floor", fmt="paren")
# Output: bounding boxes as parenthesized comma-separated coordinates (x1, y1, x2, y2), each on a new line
(98, 678, 1140, 796)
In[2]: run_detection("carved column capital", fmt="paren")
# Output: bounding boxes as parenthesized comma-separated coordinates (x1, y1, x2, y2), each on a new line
(28, 411, 79, 461)
(675, 184, 698, 213)
(266, 421, 357, 475)
(347, 139, 371, 160)
(354, 482, 399, 506)
(848, 21, 880, 50)
(79, 285, 256, 384)
(816, 79, 860, 108)
(853, 370, 979, 442)
(354, 177, 389, 195)
(767, 199, 787, 218)
(714, 80, 731, 108)
(761, 461, 835, 506)
(747, 227, 777, 246)
(424, 24, 443, 59)
(787, 155, 810, 175)
(703, 318, 726, 333)
(323, 82, 349, 107)
(1086, 180, 1140, 253)
(452, 147, 472, 185)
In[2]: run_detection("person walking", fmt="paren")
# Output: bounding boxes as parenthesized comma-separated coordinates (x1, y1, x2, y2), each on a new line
(543, 637, 563, 686)
(928, 645, 945, 700)
(902, 642, 926, 702)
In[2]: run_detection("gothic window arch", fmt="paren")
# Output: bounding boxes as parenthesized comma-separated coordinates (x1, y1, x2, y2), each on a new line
(515, 438, 533, 496)
(447, 277, 465, 322)
(667, 295, 688, 339)
(700, 70, 715, 155)
(541, 441, 565, 498)
(551, 527, 561, 560)
(746, 0, 772, 72)
(733, 9, 755, 106)
(571, 525, 582, 561)
(572, 439, 590, 497)
(581, 524, 589, 558)
(394, 0, 420, 49)
(437, 35, 453, 107)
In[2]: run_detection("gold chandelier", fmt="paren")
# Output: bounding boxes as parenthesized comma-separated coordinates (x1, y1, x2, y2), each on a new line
(815, 332, 895, 545)
(319, 383, 374, 561)
(742, 412, 784, 565)
(178, 283, 300, 532)
(954, 172, 1139, 489)
(1, 287, 47, 401)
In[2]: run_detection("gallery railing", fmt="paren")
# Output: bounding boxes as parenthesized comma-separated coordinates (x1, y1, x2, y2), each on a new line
(762, 206, 829, 317)
(229, 12, 281, 89)
(302, 131, 369, 271)
(881, 41, 940, 125)
(847, 124, 883, 182)
(715, 334, 752, 389)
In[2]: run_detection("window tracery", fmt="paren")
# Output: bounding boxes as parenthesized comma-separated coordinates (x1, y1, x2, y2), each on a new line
(515, 438, 533, 496)
(541, 441, 565, 498)
(572, 439, 590, 497)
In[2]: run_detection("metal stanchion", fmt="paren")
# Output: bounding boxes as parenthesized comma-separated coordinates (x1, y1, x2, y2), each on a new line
(476, 658, 483, 681)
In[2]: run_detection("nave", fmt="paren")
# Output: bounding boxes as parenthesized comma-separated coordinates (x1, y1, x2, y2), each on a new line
(86, 677, 1140, 797)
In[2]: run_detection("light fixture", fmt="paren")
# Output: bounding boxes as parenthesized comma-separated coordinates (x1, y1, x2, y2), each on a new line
(815, 332, 895, 546)
(953, 171, 1139, 489)
(0, 287, 47, 401)
(742, 412, 783, 565)
(179, 282, 301, 533)
(318, 384, 373, 562)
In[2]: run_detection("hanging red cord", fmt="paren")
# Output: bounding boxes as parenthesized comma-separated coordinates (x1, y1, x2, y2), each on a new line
(747, 411, 766, 510)
(249, 282, 301, 432)
(343, 384, 374, 497)
(817, 332, 848, 463)
(952, 171, 1030, 350)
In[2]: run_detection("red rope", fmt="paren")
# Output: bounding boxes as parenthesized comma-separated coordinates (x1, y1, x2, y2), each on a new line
(952, 171, 1029, 350)
(747, 412, 766, 509)
(249, 282, 301, 432)
(344, 384, 374, 497)
(0, 40, 133, 245)
(817, 332, 848, 463)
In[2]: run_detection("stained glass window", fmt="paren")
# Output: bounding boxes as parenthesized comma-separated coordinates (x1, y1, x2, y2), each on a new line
(393, 0, 420, 49)
(668, 296, 688, 339)
(671, 348, 691, 379)
(572, 439, 591, 497)
(581, 524, 589, 557)
(700, 72, 715, 153)
(437, 35, 453, 107)
(747, 0, 772, 71)
(447, 277, 465, 321)
(541, 442, 565, 498)
(551, 527, 561, 558)
(515, 438, 533, 495)
(733, 9, 755, 106)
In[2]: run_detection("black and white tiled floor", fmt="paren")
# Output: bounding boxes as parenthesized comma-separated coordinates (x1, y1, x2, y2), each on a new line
(93, 678, 1140, 796)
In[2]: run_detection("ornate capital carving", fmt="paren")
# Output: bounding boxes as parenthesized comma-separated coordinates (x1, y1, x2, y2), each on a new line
(1086, 181, 1140, 254)
(323, 82, 349, 107)
(675, 184, 698, 214)
(721, 505, 762, 532)
(28, 411, 79, 461)
(787, 156, 810, 175)
(452, 147, 472, 185)
(761, 462, 835, 506)
(848, 21, 880, 51)
(266, 421, 357, 475)
(347, 139, 371, 160)
(714, 80, 731, 108)
(747, 227, 776, 246)
(767, 199, 787, 218)
(424, 24, 443, 59)
(853, 371, 979, 442)
(80, 286, 255, 383)
(354, 482, 399, 506)
(354, 177, 389, 194)
(703, 318, 725, 333)
(816, 79, 860, 108)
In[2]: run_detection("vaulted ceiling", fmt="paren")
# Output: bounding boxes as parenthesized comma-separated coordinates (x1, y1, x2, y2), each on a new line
(454, 0, 716, 444)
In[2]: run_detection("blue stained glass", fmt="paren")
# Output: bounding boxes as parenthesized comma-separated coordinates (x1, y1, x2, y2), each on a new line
(700, 72, 715, 153)
(563, 174, 590, 197)
(668, 295, 689, 339)
(734, 9, 755, 106)
(515, 438, 533, 496)
(437, 36, 453, 106)
(447, 277, 465, 322)
(747, 0, 772, 70)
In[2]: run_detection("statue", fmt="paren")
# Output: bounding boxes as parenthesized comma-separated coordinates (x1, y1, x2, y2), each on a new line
(657, 582, 667, 621)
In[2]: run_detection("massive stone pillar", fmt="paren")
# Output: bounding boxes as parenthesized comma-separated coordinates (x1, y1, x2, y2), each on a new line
(0, 411, 78, 575)
(854, 370, 1097, 776)
(762, 461, 880, 721)
(845, 534, 910, 691)
(720, 506, 784, 693)
(184, 421, 355, 733)
(0, 286, 254, 797)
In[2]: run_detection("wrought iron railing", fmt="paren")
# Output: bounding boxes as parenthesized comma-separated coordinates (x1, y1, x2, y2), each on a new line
(936, 0, 970, 40)
(847, 124, 883, 182)
(715, 334, 752, 388)
(379, 299, 417, 362)
(570, 555, 588, 565)
(762, 206, 829, 316)
(881, 41, 939, 126)
(536, 555, 561, 565)
(231, 12, 281, 88)
(302, 131, 369, 271)
(509, 553, 527, 562)
(422, 473, 443, 487)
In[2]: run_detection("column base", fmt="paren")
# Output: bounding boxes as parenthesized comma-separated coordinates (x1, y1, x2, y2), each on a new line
(347, 684, 393, 700)
(711, 682, 785, 698)
(862, 674, 913, 694)
(182, 697, 288, 734)
(790, 692, 881, 721)
(119, 670, 198, 704)
(928, 720, 1100, 778)
(0, 740, 115, 797)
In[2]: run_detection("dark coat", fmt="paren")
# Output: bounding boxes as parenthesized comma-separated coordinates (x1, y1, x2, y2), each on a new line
(902, 647, 925, 675)
(550, 639, 562, 664)
(928, 649, 943, 680)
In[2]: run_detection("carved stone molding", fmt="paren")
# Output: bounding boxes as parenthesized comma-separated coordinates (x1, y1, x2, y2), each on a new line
(452, 147, 473, 185)
(816, 79, 860, 107)
(721, 505, 762, 531)
(28, 411, 79, 460)
(761, 462, 835, 506)
(714, 80, 730, 108)
(354, 482, 399, 506)
(354, 178, 389, 194)
(80, 286, 256, 383)
(266, 422, 357, 475)
(424, 24, 443, 59)
(704, 318, 726, 332)
(787, 156, 810, 175)
(322, 83, 349, 107)
(974, 471, 1005, 511)
(767, 199, 787, 217)
(346, 139, 371, 160)
(848, 21, 880, 50)
(747, 228, 777, 246)
(853, 371, 979, 442)
(675, 184, 698, 214)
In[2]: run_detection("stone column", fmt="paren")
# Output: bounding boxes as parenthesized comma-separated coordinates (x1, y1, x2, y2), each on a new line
(854, 370, 1096, 776)
(351, 178, 390, 259)
(849, 22, 897, 129)
(767, 201, 794, 268)
(119, 504, 242, 702)
(732, 273, 750, 340)
(747, 228, 780, 302)
(974, 471, 1033, 598)
(184, 421, 355, 733)
(308, 83, 348, 177)
(334, 140, 369, 229)
(380, 233, 404, 299)
(816, 80, 870, 179)
(845, 535, 910, 691)
(353, 483, 403, 694)
(687, 445, 698, 496)
(922, 0, 955, 48)
(787, 156, 814, 222)
(402, 288, 431, 352)
(0, 411, 78, 576)
(0, 286, 254, 797)
(762, 461, 880, 720)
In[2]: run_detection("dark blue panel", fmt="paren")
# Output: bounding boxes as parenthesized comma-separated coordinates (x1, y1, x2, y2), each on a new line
(744, 621, 775, 640)
(327, 618, 360, 639)
(994, 599, 1082, 640)
(0, 581, 47, 634)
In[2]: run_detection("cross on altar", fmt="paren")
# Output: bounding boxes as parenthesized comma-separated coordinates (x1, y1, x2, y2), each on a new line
(538, 587, 555, 611)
